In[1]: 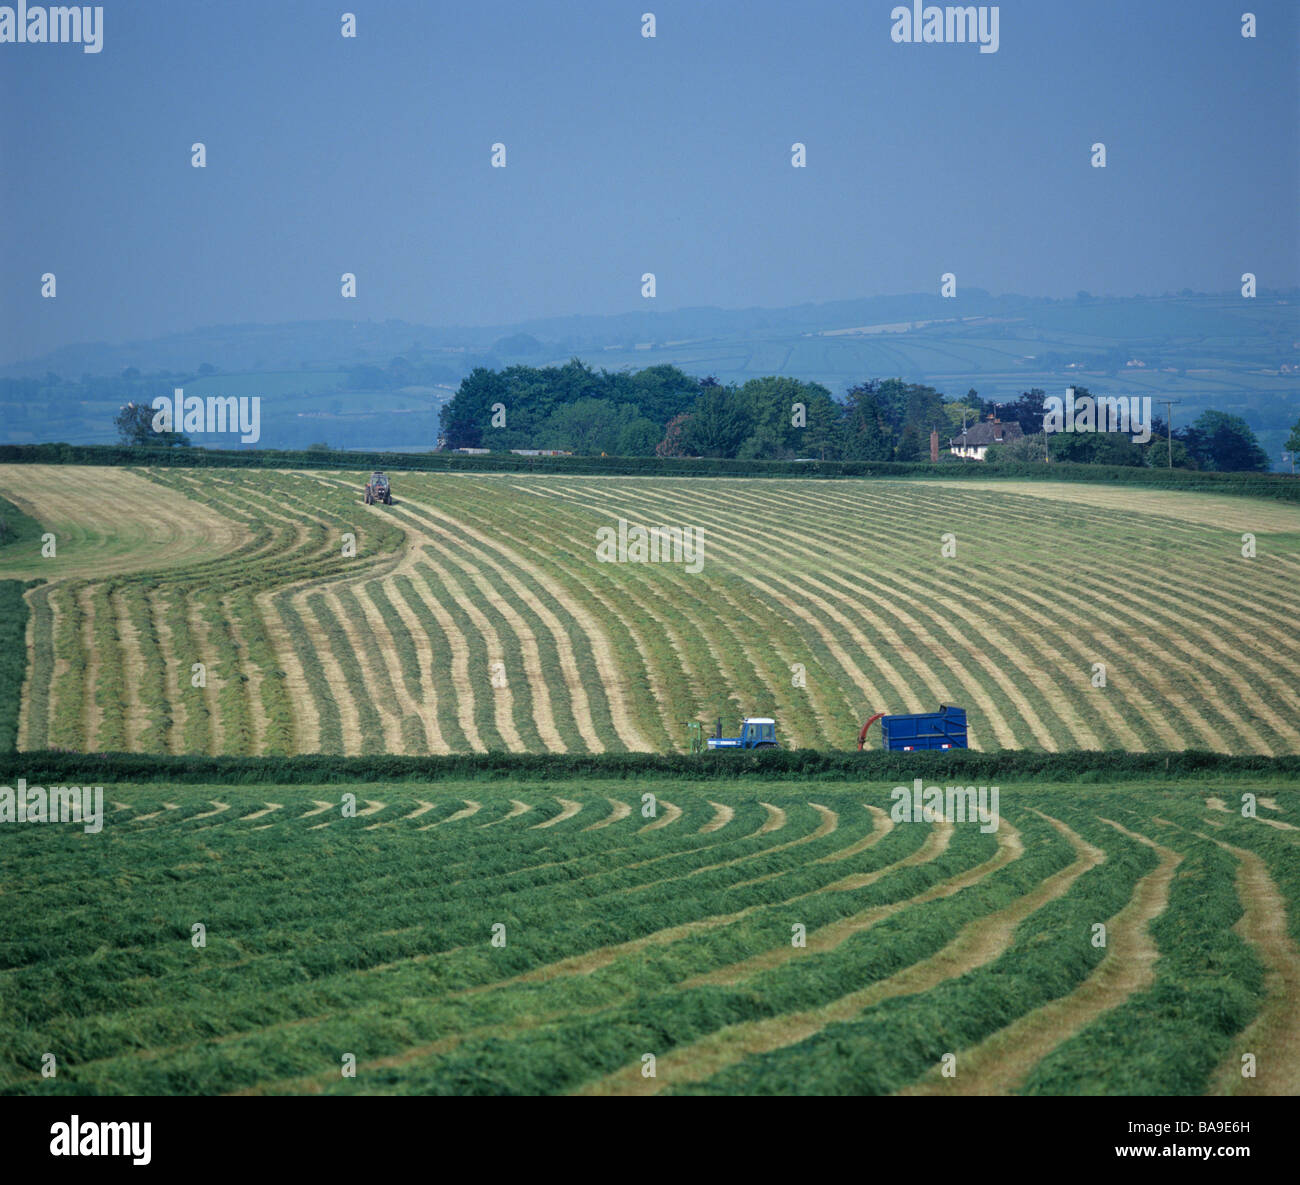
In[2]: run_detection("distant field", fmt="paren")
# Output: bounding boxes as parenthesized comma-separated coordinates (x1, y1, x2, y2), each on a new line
(2, 779, 1295, 1095)
(181, 371, 348, 397)
(1, 465, 1298, 757)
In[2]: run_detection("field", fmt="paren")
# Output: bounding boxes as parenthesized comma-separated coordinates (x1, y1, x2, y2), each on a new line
(2, 778, 1296, 1096)
(1, 465, 1298, 758)
(2, 464, 1297, 1097)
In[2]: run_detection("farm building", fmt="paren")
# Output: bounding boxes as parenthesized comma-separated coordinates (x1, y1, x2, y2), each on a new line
(949, 416, 1023, 460)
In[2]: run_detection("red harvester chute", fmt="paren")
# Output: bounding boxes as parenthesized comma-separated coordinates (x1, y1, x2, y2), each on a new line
(857, 712, 885, 751)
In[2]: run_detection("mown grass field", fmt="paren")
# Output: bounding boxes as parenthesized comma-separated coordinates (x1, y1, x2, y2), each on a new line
(2, 779, 1296, 1096)
(0, 465, 1297, 758)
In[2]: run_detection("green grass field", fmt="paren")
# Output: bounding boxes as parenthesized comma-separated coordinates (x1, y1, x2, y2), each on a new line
(0, 465, 1297, 759)
(1, 465, 1297, 1096)
(2, 777, 1295, 1096)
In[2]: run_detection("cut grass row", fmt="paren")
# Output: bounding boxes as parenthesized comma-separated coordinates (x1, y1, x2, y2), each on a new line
(24, 470, 405, 755)
(608, 481, 1234, 748)
(16, 469, 1300, 757)
(3, 795, 874, 1087)
(394, 483, 846, 749)
(1021, 825, 1262, 1095)
(483, 475, 1300, 754)
(3, 782, 1293, 1095)
(667, 808, 1156, 1095)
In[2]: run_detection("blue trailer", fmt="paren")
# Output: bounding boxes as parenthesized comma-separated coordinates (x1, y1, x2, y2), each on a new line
(858, 705, 968, 752)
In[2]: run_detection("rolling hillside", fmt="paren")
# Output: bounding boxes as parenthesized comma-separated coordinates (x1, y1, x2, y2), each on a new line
(1, 465, 1298, 757)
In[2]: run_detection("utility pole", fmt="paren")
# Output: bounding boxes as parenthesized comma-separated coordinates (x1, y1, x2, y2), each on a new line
(1157, 399, 1178, 469)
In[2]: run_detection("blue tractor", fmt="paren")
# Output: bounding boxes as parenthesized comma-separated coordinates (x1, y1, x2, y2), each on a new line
(696, 716, 780, 750)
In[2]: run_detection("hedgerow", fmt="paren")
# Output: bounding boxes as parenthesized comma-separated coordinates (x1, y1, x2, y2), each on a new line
(0, 581, 30, 753)
(0, 748, 1295, 785)
(2, 442, 1297, 502)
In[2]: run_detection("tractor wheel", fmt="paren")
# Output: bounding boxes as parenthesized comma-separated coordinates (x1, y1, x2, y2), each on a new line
(384, 492, 392, 505)
(364, 490, 373, 504)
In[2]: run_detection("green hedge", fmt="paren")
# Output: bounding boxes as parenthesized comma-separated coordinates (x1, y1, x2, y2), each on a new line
(0, 748, 1295, 785)
(0, 443, 1296, 501)
(0, 582, 29, 753)
(0, 495, 44, 550)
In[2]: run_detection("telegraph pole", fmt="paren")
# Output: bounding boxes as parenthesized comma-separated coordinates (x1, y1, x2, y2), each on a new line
(1157, 399, 1178, 469)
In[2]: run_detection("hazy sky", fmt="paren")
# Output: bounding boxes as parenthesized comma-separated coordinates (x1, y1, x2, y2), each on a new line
(2, 0, 1296, 362)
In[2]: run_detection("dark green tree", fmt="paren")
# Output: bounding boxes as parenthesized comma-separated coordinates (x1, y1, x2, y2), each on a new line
(893, 423, 926, 462)
(616, 417, 662, 457)
(734, 376, 837, 459)
(1184, 410, 1270, 472)
(682, 387, 753, 457)
(114, 402, 188, 447)
(539, 398, 624, 455)
(840, 383, 895, 460)
(1001, 388, 1048, 435)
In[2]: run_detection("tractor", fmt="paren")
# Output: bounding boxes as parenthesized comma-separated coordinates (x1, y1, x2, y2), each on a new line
(698, 716, 780, 751)
(364, 471, 392, 505)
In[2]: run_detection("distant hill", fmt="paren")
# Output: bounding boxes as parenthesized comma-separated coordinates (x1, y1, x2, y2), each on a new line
(2, 290, 1296, 464)
(11, 288, 1286, 380)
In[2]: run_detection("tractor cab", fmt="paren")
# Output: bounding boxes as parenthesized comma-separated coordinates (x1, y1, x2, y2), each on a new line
(705, 716, 780, 750)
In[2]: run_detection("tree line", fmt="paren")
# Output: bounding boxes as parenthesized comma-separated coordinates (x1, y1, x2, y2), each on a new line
(441, 360, 987, 462)
(989, 388, 1274, 471)
(440, 361, 1288, 472)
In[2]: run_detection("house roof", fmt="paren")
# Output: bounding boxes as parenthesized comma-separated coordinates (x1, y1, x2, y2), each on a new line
(950, 420, 1024, 447)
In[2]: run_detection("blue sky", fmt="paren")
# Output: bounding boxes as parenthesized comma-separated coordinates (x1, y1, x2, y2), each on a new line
(1, 0, 1296, 361)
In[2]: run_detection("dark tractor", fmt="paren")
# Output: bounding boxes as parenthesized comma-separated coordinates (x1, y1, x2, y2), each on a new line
(364, 471, 392, 505)
(705, 716, 780, 750)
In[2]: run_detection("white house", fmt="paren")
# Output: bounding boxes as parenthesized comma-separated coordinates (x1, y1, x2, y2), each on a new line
(949, 417, 1023, 461)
